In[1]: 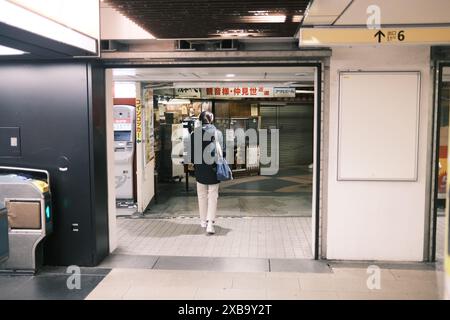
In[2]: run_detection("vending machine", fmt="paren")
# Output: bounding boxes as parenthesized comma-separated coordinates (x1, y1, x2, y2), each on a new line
(114, 105, 136, 201)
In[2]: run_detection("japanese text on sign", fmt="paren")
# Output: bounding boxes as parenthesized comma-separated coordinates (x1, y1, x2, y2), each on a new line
(136, 99, 142, 143)
(201, 87, 295, 98)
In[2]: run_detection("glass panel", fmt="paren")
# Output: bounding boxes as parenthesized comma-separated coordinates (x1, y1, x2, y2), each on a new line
(437, 66, 450, 262)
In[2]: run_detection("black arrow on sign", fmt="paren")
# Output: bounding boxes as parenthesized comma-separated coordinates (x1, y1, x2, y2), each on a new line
(374, 30, 386, 43)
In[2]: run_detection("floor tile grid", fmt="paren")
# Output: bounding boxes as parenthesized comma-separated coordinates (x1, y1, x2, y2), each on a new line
(158, 219, 181, 254)
(436, 216, 445, 261)
(299, 218, 314, 258)
(175, 219, 196, 256)
(86, 267, 444, 300)
(152, 220, 178, 255)
(286, 217, 306, 258)
(123, 220, 152, 254)
(115, 217, 314, 259)
(133, 219, 163, 254)
(124, 219, 154, 253)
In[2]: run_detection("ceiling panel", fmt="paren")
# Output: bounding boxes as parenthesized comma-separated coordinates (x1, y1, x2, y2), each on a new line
(334, 0, 450, 26)
(306, 0, 352, 16)
(303, 0, 450, 26)
(303, 15, 339, 25)
(112, 66, 315, 85)
(303, 0, 352, 25)
(105, 0, 311, 39)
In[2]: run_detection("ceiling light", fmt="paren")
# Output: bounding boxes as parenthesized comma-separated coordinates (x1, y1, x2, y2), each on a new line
(259, 102, 287, 106)
(0, 44, 27, 56)
(292, 15, 303, 23)
(113, 69, 136, 76)
(248, 10, 270, 16)
(240, 15, 286, 23)
(226, 74, 236, 78)
(0, 1, 97, 54)
(114, 82, 136, 98)
(216, 29, 259, 37)
(168, 98, 191, 105)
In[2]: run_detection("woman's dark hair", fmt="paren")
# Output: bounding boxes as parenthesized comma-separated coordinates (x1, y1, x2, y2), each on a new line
(199, 111, 214, 124)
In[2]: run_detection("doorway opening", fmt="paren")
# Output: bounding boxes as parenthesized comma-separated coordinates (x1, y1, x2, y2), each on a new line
(432, 64, 450, 263)
(106, 64, 322, 262)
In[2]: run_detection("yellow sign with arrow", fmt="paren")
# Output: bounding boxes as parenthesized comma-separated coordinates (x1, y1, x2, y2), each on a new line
(300, 27, 450, 46)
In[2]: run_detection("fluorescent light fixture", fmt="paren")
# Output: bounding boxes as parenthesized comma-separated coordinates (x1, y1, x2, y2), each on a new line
(114, 82, 136, 98)
(0, 44, 27, 56)
(113, 69, 137, 77)
(0, 1, 97, 54)
(168, 98, 191, 105)
(226, 74, 236, 78)
(220, 32, 250, 37)
(217, 29, 257, 37)
(259, 102, 287, 106)
(240, 15, 286, 23)
(158, 98, 168, 105)
(292, 15, 303, 23)
(248, 10, 270, 15)
(295, 90, 314, 94)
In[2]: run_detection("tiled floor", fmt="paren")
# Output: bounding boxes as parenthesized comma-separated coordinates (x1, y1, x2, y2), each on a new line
(115, 217, 313, 259)
(0, 267, 110, 300)
(140, 166, 313, 218)
(141, 195, 312, 218)
(98, 254, 332, 273)
(86, 264, 445, 300)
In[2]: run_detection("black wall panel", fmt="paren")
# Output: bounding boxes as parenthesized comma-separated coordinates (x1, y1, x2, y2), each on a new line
(88, 65, 109, 265)
(0, 62, 108, 266)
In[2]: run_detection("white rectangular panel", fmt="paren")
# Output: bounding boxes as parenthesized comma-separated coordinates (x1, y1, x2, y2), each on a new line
(338, 71, 420, 181)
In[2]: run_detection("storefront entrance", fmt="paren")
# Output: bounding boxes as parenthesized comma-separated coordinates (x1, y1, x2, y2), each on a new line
(431, 64, 450, 263)
(104, 64, 323, 262)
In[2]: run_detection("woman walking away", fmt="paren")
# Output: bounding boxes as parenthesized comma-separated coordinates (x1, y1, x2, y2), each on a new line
(191, 111, 224, 235)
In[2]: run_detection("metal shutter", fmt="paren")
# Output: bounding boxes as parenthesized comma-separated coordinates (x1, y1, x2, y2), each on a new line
(260, 105, 313, 169)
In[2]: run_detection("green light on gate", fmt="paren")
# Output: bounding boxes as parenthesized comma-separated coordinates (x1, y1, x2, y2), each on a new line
(45, 205, 51, 220)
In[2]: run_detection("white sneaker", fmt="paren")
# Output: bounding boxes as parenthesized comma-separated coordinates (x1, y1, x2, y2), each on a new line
(200, 220, 207, 228)
(206, 221, 215, 235)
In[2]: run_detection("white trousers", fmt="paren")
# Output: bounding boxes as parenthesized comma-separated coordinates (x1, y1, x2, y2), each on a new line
(197, 182, 219, 222)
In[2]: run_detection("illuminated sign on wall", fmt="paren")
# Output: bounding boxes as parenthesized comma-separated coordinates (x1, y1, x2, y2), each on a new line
(200, 86, 296, 99)
(135, 99, 143, 143)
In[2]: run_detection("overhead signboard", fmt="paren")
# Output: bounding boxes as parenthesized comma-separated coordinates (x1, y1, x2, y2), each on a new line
(273, 87, 296, 98)
(200, 86, 296, 99)
(300, 27, 450, 46)
(175, 88, 202, 98)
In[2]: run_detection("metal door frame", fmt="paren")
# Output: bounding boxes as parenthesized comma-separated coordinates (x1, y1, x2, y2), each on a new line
(429, 59, 450, 261)
(104, 60, 326, 260)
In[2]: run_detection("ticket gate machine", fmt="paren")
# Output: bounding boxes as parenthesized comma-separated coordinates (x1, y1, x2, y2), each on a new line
(0, 167, 52, 273)
(114, 105, 136, 200)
